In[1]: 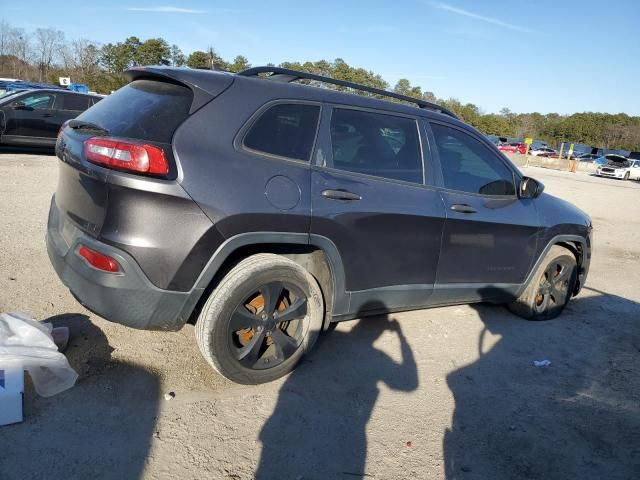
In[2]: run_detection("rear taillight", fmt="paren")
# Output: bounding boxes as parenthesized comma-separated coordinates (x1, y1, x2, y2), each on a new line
(83, 137, 169, 175)
(77, 245, 120, 273)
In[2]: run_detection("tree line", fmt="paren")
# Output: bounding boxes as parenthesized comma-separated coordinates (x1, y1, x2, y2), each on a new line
(1, 20, 638, 151)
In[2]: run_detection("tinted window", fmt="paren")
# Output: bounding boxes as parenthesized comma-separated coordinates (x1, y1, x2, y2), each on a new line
(431, 123, 515, 196)
(244, 103, 320, 161)
(58, 93, 90, 111)
(19, 92, 55, 110)
(329, 108, 423, 184)
(76, 80, 193, 143)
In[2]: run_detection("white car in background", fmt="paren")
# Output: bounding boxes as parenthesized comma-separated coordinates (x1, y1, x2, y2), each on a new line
(595, 156, 640, 180)
(529, 146, 557, 156)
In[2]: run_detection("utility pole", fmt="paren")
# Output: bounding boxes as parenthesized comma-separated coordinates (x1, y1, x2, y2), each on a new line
(208, 47, 214, 70)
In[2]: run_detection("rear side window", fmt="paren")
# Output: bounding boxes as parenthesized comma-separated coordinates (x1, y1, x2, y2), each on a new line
(76, 80, 193, 143)
(430, 123, 515, 196)
(329, 108, 423, 184)
(57, 93, 90, 111)
(243, 103, 320, 161)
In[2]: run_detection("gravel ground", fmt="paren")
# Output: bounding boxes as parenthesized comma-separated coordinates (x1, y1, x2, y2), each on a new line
(0, 149, 639, 480)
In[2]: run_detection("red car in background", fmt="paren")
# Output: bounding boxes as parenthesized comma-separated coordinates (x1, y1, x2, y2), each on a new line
(497, 143, 518, 153)
(497, 142, 527, 154)
(511, 142, 527, 154)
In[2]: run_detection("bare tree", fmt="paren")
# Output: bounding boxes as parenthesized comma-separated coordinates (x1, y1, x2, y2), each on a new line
(33, 28, 64, 81)
(5, 28, 32, 79)
(61, 38, 100, 82)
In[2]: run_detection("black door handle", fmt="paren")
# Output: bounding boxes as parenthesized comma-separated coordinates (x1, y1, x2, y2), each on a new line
(450, 204, 477, 214)
(321, 189, 362, 201)
(42, 113, 53, 118)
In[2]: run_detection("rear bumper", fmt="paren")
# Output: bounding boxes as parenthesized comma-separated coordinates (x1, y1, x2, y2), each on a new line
(46, 196, 193, 330)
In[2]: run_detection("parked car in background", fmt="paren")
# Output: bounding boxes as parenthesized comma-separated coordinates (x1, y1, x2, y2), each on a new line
(509, 142, 527, 154)
(595, 156, 640, 180)
(594, 154, 627, 166)
(530, 146, 557, 157)
(47, 65, 592, 384)
(497, 143, 518, 153)
(486, 134, 508, 145)
(576, 153, 599, 162)
(0, 89, 102, 147)
(545, 151, 573, 159)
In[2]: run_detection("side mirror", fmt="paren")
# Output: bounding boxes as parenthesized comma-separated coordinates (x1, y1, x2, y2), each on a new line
(519, 176, 544, 199)
(11, 101, 27, 110)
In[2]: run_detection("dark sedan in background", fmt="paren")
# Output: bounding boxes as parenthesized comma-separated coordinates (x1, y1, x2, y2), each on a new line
(0, 89, 102, 147)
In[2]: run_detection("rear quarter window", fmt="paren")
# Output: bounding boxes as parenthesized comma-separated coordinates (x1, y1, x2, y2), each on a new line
(76, 79, 193, 143)
(243, 103, 320, 161)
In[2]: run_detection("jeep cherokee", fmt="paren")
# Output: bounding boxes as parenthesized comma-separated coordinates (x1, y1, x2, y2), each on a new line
(47, 66, 592, 384)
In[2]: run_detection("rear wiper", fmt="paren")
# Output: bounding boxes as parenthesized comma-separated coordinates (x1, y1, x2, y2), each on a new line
(68, 120, 109, 134)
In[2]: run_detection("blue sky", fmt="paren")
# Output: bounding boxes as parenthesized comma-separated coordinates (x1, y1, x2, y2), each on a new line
(4, 0, 640, 115)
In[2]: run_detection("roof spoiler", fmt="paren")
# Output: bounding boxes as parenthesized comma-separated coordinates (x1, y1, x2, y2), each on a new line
(125, 66, 234, 114)
(239, 66, 457, 118)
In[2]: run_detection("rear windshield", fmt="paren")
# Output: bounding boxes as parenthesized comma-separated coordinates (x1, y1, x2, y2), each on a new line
(76, 79, 193, 143)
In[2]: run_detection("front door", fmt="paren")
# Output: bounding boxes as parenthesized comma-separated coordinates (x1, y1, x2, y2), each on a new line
(311, 106, 446, 316)
(427, 121, 541, 304)
(12, 91, 57, 139)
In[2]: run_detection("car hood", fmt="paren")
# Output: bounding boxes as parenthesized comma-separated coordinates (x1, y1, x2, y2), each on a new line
(604, 160, 630, 168)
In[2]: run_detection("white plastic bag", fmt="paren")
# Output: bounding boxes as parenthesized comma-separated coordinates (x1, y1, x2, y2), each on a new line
(0, 312, 78, 397)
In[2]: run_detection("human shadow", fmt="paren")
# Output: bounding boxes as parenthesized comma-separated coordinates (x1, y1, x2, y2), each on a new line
(256, 301, 419, 479)
(0, 313, 160, 480)
(444, 288, 640, 479)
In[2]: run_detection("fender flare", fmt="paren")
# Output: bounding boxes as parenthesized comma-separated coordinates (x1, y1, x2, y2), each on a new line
(178, 232, 349, 324)
(517, 234, 589, 297)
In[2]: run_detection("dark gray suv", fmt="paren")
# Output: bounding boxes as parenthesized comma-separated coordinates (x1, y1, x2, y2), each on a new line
(47, 66, 592, 384)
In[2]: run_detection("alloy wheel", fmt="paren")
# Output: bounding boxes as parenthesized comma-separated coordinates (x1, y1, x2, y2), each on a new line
(229, 281, 308, 370)
(533, 259, 572, 314)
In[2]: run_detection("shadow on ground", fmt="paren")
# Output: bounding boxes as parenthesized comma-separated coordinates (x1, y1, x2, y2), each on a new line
(0, 314, 159, 479)
(256, 301, 419, 479)
(444, 288, 640, 479)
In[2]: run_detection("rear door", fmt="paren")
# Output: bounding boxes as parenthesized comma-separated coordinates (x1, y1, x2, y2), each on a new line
(310, 106, 445, 315)
(427, 121, 540, 304)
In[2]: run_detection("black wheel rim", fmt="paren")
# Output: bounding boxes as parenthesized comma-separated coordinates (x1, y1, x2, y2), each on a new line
(534, 259, 572, 314)
(229, 281, 308, 370)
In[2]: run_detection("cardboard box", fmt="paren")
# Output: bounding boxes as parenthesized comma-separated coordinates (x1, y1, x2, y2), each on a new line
(0, 365, 24, 426)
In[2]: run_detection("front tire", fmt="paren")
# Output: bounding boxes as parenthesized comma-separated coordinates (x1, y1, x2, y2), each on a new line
(195, 253, 324, 384)
(624, 171, 630, 180)
(507, 246, 577, 321)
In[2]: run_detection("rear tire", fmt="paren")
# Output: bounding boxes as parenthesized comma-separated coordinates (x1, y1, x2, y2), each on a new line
(195, 253, 324, 384)
(507, 245, 577, 321)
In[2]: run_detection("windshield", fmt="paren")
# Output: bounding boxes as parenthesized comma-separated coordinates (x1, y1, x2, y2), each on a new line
(0, 90, 24, 103)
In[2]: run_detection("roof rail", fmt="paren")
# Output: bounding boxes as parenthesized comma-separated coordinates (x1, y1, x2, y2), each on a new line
(238, 66, 457, 118)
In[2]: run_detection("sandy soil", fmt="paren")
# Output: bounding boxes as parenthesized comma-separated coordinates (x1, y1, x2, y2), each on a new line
(0, 148, 638, 480)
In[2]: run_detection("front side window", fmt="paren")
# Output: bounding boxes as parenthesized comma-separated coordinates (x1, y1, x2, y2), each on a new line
(244, 103, 320, 161)
(329, 108, 423, 184)
(18, 93, 55, 110)
(430, 123, 515, 196)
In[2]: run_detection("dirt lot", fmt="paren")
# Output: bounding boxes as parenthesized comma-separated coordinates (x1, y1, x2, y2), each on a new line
(1, 149, 639, 480)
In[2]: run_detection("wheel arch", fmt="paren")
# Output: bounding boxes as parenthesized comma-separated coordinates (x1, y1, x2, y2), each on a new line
(520, 234, 589, 298)
(183, 233, 348, 329)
